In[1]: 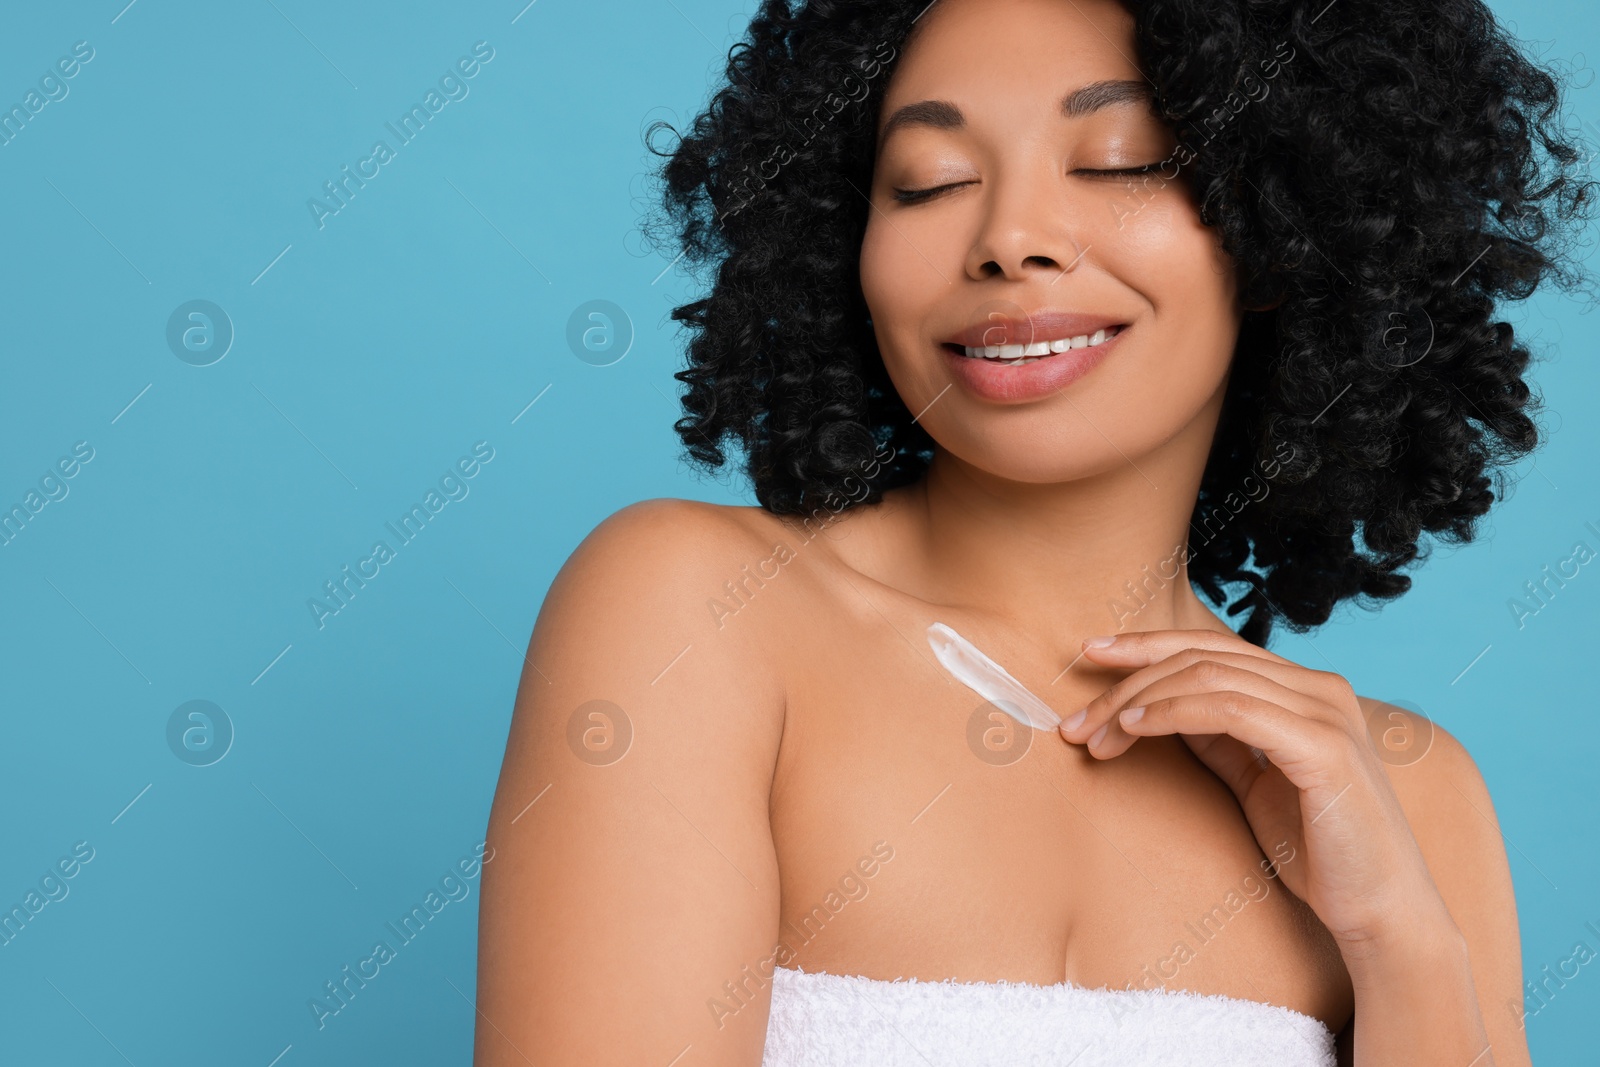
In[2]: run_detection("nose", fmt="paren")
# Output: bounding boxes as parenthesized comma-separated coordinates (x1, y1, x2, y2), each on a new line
(963, 164, 1087, 283)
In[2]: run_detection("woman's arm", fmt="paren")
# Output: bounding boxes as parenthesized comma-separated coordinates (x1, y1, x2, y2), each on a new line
(474, 499, 788, 1067)
(1061, 631, 1525, 1066)
(1345, 704, 1531, 1067)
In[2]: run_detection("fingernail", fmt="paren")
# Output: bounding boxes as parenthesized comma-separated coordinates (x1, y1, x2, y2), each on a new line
(1119, 706, 1146, 726)
(1089, 724, 1108, 747)
(1062, 709, 1087, 731)
(1083, 635, 1115, 648)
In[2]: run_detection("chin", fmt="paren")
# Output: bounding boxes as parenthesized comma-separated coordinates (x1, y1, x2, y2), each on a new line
(882, 343, 1229, 486)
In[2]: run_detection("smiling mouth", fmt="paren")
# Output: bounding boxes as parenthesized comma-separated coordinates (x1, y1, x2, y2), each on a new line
(941, 325, 1126, 366)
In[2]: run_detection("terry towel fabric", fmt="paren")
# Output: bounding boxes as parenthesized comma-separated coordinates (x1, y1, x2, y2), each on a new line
(761, 965, 1338, 1067)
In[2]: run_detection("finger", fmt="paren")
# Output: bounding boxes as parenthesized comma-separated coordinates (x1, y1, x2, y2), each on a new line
(1070, 660, 1334, 759)
(1079, 628, 1297, 671)
(1179, 734, 1305, 864)
(1073, 634, 1360, 729)
(1060, 650, 1343, 754)
(1065, 649, 1319, 728)
(1057, 646, 1256, 743)
(1118, 690, 1349, 795)
(1177, 730, 1275, 795)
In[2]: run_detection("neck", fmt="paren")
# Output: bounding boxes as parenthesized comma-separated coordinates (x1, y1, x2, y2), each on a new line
(894, 419, 1229, 645)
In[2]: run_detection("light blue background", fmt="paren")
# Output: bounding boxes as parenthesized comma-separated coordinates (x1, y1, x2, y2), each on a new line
(0, 1, 1594, 1063)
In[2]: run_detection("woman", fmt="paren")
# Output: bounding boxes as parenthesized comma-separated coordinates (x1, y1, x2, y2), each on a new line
(475, 0, 1592, 1063)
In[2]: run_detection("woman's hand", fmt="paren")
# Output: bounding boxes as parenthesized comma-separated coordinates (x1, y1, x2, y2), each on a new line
(1056, 628, 1458, 957)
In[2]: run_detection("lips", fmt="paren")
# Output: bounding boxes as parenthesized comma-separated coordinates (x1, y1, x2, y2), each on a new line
(945, 325, 1123, 364)
(944, 310, 1127, 350)
(938, 320, 1127, 403)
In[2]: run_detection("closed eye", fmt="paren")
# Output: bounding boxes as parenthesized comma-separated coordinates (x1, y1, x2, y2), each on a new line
(894, 162, 1169, 203)
(1074, 162, 1167, 180)
(891, 181, 974, 204)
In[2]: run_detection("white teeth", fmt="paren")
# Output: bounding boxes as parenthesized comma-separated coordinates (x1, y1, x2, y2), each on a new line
(959, 325, 1119, 361)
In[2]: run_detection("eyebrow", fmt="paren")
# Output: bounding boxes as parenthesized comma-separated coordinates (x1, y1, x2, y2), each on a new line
(878, 79, 1153, 147)
(1061, 78, 1152, 116)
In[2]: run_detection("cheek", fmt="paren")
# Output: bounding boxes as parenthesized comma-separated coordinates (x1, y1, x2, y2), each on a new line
(857, 220, 895, 320)
(1094, 187, 1240, 376)
(859, 214, 951, 381)
(859, 213, 950, 321)
(1097, 185, 1236, 308)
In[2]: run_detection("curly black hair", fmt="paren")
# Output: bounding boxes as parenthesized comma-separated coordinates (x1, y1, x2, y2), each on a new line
(642, 0, 1596, 646)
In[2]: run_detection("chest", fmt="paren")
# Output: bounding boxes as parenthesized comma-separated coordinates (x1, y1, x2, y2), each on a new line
(764, 610, 1354, 1034)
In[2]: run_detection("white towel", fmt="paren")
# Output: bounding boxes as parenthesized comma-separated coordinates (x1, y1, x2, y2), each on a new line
(762, 965, 1337, 1067)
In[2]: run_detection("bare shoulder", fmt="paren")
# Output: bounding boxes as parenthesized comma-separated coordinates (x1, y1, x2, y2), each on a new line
(526, 494, 792, 733)
(558, 496, 780, 587)
(1357, 696, 1478, 799)
(550, 496, 791, 621)
(1356, 696, 1531, 1062)
(475, 496, 791, 1065)
(1356, 696, 1501, 855)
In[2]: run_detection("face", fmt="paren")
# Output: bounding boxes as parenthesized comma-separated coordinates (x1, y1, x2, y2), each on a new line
(860, 0, 1244, 485)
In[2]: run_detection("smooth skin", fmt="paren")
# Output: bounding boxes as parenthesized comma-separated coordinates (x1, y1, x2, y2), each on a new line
(474, 0, 1530, 1064)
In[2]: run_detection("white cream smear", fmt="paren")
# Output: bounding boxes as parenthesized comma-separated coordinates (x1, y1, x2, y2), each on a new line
(926, 622, 1063, 731)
